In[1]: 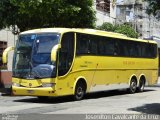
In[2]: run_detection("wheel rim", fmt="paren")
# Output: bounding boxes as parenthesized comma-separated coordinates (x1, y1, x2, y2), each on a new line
(130, 80, 137, 93)
(76, 86, 84, 98)
(139, 80, 144, 91)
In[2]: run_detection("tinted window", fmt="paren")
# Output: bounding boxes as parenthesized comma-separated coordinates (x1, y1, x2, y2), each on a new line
(150, 44, 157, 58)
(116, 40, 129, 56)
(76, 33, 99, 55)
(58, 32, 74, 76)
(127, 41, 139, 57)
(76, 33, 157, 58)
(76, 34, 90, 55)
(141, 43, 157, 58)
(98, 37, 114, 55)
(90, 38, 98, 54)
(76, 33, 114, 56)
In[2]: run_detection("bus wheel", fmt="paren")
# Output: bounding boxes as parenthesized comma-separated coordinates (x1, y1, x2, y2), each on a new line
(73, 82, 86, 101)
(137, 79, 145, 92)
(129, 78, 137, 94)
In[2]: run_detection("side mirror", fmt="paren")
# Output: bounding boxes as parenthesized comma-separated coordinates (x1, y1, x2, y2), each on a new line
(2, 47, 15, 64)
(51, 44, 61, 62)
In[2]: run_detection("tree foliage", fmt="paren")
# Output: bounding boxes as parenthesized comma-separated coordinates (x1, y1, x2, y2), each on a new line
(97, 22, 138, 38)
(0, 0, 96, 32)
(145, 0, 160, 16)
(96, 22, 115, 32)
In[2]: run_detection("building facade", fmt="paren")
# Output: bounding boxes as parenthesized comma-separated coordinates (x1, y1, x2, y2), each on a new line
(116, 0, 160, 39)
(0, 29, 17, 71)
(94, 0, 117, 26)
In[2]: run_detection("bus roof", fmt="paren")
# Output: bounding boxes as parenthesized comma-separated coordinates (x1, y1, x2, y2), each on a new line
(20, 28, 157, 44)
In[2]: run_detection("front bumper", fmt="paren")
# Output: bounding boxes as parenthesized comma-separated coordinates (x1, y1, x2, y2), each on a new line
(12, 86, 57, 96)
(12, 77, 57, 96)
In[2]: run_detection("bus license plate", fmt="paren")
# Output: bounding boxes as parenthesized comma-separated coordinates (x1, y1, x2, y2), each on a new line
(27, 90, 34, 94)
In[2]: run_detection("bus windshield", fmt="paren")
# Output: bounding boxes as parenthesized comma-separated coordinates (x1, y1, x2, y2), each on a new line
(13, 33, 60, 79)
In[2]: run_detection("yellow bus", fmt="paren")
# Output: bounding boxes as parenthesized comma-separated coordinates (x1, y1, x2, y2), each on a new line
(3, 28, 158, 100)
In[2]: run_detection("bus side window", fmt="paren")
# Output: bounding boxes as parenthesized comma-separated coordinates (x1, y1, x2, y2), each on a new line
(120, 40, 129, 56)
(146, 43, 157, 58)
(76, 33, 90, 55)
(98, 37, 114, 56)
(135, 43, 141, 57)
(98, 39, 105, 55)
(105, 39, 114, 56)
(151, 44, 157, 58)
(80, 39, 89, 54)
(89, 35, 98, 55)
(126, 41, 138, 57)
(114, 41, 120, 56)
(141, 43, 148, 58)
(129, 44, 135, 56)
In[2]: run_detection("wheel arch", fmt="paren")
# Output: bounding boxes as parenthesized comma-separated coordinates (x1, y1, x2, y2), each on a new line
(138, 74, 147, 86)
(128, 74, 138, 87)
(73, 76, 87, 94)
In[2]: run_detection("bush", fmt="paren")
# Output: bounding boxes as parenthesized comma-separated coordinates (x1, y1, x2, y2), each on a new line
(97, 22, 114, 32)
(96, 22, 138, 38)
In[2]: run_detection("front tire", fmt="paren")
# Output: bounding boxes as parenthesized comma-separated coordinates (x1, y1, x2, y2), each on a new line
(73, 82, 86, 101)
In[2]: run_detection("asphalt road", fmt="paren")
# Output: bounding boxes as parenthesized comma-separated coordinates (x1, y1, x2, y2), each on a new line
(0, 85, 160, 120)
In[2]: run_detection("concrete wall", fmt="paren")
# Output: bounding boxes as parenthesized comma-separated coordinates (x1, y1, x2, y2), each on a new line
(93, 0, 116, 26)
(116, 0, 160, 39)
(0, 29, 17, 71)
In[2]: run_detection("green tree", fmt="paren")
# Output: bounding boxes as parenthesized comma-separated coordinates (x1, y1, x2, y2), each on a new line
(0, 0, 96, 32)
(145, 0, 160, 16)
(97, 22, 138, 38)
(97, 22, 115, 32)
(114, 24, 138, 38)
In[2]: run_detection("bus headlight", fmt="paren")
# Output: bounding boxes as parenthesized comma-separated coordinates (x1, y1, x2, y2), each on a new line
(42, 83, 55, 87)
(12, 83, 20, 87)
